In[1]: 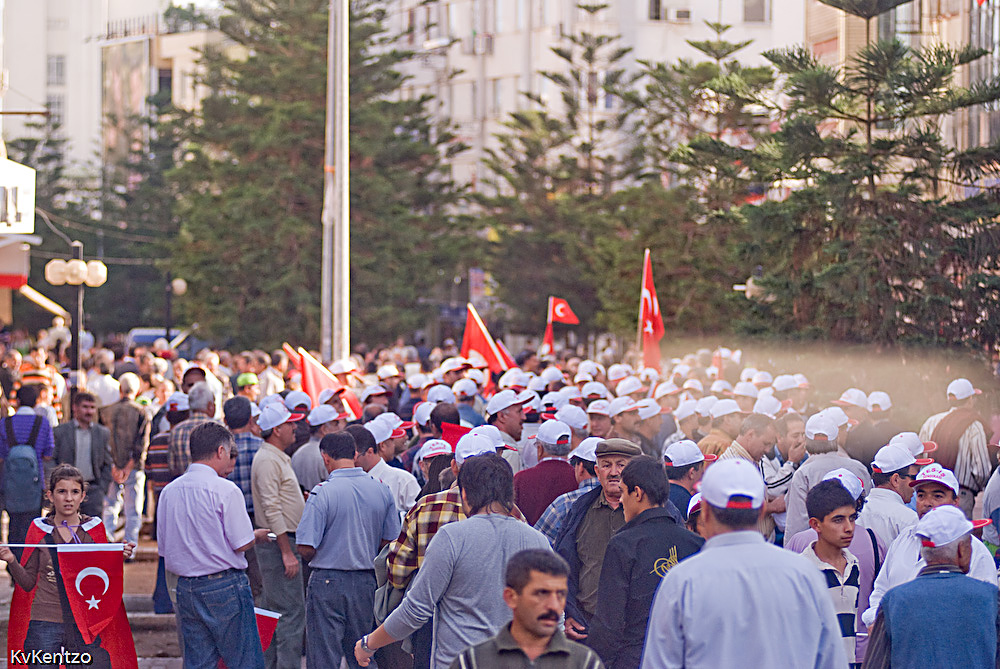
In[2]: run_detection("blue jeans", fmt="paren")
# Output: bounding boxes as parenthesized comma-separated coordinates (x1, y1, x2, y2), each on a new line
(306, 569, 377, 669)
(22, 620, 64, 669)
(104, 469, 145, 545)
(176, 569, 264, 669)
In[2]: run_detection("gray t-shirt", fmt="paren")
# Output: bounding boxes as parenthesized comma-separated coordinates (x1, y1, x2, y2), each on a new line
(383, 513, 552, 668)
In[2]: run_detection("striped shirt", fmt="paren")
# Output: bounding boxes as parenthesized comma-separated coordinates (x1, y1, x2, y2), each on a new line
(801, 542, 860, 664)
(919, 409, 991, 493)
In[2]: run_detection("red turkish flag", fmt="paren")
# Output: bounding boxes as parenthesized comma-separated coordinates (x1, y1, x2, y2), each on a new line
(441, 422, 472, 448)
(283, 344, 362, 420)
(56, 544, 124, 644)
(219, 608, 281, 668)
(548, 297, 579, 325)
(639, 249, 665, 370)
(461, 303, 513, 374)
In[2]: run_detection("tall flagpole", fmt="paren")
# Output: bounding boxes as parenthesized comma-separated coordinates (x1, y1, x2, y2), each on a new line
(321, 0, 350, 362)
(636, 249, 648, 356)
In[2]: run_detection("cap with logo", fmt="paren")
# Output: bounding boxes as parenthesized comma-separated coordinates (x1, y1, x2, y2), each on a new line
(568, 436, 600, 463)
(608, 396, 639, 418)
(947, 378, 982, 401)
(454, 433, 497, 464)
(498, 368, 529, 391)
(416, 439, 454, 463)
(805, 414, 839, 442)
(536, 420, 571, 447)
(586, 399, 611, 417)
(486, 389, 531, 416)
(258, 403, 305, 432)
(664, 440, 716, 467)
(595, 438, 643, 458)
(822, 468, 864, 500)
(819, 407, 852, 430)
(687, 492, 703, 518)
(832, 388, 868, 410)
(376, 412, 413, 433)
(909, 463, 960, 496)
(317, 387, 346, 405)
(555, 405, 588, 431)
(700, 458, 765, 509)
(165, 392, 189, 412)
(867, 391, 892, 413)
(888, 431, 938, 456)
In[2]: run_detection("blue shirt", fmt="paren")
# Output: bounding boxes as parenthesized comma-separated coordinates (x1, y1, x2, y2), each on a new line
(296, 467, 400, 570)
(227, 431, 263, 516)
(641, 531, 848, 669)
(0, 407, 55, 489)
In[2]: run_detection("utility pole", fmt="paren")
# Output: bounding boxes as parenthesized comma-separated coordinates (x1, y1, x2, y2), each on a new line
(321, 0, 350, 362)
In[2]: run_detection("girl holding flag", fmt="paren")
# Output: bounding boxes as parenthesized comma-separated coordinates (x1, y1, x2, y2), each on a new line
(1, 464, 136, 667)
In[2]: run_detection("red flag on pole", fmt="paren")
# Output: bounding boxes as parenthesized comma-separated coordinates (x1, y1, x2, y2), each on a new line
(8, 520, 138, 669)
(638, 249, 664, 370)
(441, 422, 472, 448)
(219, 608, 281, 668)
(461, 303, 513, 374)
(297, 347, 362, 420)
(541, 296, 579, 355)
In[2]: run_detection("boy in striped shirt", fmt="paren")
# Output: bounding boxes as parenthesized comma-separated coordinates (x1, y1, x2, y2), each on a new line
(802, 478, 862, 668)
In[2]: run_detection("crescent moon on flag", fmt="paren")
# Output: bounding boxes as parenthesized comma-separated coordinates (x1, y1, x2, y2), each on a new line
(555, 303, 568, 318)
(75, 567, 110, 596)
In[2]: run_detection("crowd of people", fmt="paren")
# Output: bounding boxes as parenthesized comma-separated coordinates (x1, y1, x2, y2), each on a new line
(2, 329, 1000, 668)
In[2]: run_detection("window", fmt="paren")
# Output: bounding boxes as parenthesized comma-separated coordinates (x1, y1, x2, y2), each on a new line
(46, 94, 64, 126)
(406, 9, 416, 44)
(538, 0, 547, 25)
(471, 81, 479, 119)
(676, 9, 691, 20)
(47, 55, 66, 86)
(743, 0, 770, 23)
(494, 0, 505, 33)
(649, 0, 662, 20)
(516, 0, 526, 30)
(491, 78, 503, 115)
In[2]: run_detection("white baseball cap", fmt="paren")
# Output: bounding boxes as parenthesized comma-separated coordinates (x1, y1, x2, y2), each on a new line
(498, 368, 529, 390)
(654, 381, 681, 400)
(165, 392, 189, 412)
(318, 387, 347, 405)
(752, 395, 783, 419)
(635, 398, 662, 421)
(740, 367, 758, 383)
(405, 373, 428, 390)
(377, 364, 402, 380)
(577, 360, 603, 378)
(376, 412, 412, 432)
(607, 363, 631, 383)
(307, 404, 346, 426)
(909, 463, 960, 496)
(872, 444, 929, 474)
(249, 402, 261, 419)
(581, 381, 609, 399)
(700, 458, 765, 510)
(664, 440, 716, 467)
(466, 369, 486, 387)
(794, 373, 810, 388)
(820, 406, 852, 429)
(772, 375, 799, 393)
(454, 433, 497, 464)
(805, 413, 839, 442)
(947, 378, 981, 401)
(751, 371, 773, 387)
(452, 378, 478, 399)
(540, 366, 565, 385)
(536, 420, 571, 447)
(527, 375, 548, 393)
(710, 379, 733, 395)
(568, 436, 600, 463)
(258, 403, 305, 432)
(915, 505, 980, 548)
(284, 390, 312, 411)
(682, 379, 704, 393)
(574, 372, 594, 384)
(413, 401, 436, 426)
(867, 391, 892, 412)
(888, 431, 938, 456)
(485, 389, 530, 416)
(559, 385, 583, 401)
(639, 367, 660, 384)
(694, 396, 718, 418)
(365, 419, 393, 445)
(520, 389, 542, 413)
(468, 424, 507, 449)
(672, 364, 692, 378)
(733, 381, 759, 399)
(329, 358, 360, 375)
(616, 376, 647, 398)
(687, 492, 703, 517)
(427, 385, 457, 404)
(360, 385, 389, 403)
(608, 396, 639, 417)
(416, 438, 453, 463)
(832, 388, 868, 410)
(709, 398, 742, 420)
(555, 405, 589, 431)
(440, 357, 471, 374)
(586, 399, 611, 417)
(822, 468, 864, 500)
(674, 399, 698, 422)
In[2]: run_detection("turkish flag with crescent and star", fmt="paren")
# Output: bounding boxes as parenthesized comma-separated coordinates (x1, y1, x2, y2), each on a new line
(548, 297, 579, 325)
(56, 544, 125, 643)
(7, 518, 138, 669)
(639, 249, 665, 370)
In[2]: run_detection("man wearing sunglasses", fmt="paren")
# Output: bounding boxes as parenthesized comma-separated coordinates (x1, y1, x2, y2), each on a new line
(857, 444, 926, 546)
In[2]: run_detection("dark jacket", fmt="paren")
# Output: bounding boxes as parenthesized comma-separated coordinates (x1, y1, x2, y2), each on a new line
(555, 486, 683, 627)
(587, 506, 704, 669)
(53, 420, 113, 515)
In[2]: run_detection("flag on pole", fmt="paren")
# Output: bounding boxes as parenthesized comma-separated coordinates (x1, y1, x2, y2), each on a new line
(219, 608, 281, 668)
(8, 520, 138, 669)
(282, 344, 361, 420)
(638, 249, 665, 371)
(441, 422, 472, 448)
(541, 296, 579, 355)
(461, 303, 514, 374)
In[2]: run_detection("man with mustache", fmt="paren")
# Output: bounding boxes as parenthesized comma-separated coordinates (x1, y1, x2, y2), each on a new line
(448, 550, 604, 668)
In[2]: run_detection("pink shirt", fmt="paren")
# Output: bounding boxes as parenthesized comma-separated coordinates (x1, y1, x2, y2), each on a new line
(157, 463, 255, 577)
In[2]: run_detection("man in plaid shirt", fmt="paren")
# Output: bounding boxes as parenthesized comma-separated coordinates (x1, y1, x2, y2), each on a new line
(535, 438, 600, 545)
(223, 396, 264, 516)
(168, 382, 219, 477)
(385, 434, 525, 669)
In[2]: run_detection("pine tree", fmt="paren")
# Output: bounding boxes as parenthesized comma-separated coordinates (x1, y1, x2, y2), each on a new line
(169, 0, 468, 349)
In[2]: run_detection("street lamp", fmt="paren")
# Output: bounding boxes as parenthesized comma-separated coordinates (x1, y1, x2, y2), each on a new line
(44, 240, 107, 382)
(165, 274, 187, 342)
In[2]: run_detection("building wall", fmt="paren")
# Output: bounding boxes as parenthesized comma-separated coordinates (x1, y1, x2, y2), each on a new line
(388, 0, 807, 187)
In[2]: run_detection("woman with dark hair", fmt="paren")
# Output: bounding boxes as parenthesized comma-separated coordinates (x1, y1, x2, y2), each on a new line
(355, 453, 553, 668)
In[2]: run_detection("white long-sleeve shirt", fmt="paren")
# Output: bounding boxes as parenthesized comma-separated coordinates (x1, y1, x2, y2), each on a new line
(641, 531, 848, 669)
(369, 457, 420, 517)
(857, 487, 918, 546)
(861, 522, 999, 626)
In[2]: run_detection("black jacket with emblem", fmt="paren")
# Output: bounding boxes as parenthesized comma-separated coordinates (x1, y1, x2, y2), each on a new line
(586, 506, 704, 669)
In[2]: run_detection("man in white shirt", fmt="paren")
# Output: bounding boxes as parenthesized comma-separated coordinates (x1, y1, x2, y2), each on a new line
(861, 463, 999, 627)
(858, 444, 924, 546)
(352, 423, 419, 517)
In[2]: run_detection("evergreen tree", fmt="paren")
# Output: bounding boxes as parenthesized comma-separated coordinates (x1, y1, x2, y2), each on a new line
(169, 0, 468, 349)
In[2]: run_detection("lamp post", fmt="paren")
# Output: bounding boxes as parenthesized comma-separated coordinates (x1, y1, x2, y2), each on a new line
(43, 241, 107, 383)
(164, 274, 188, 343)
